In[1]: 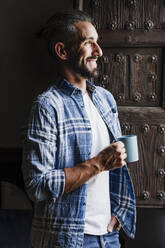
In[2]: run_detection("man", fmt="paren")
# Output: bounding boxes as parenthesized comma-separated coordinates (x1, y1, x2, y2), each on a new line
(22, 9, 136, 248)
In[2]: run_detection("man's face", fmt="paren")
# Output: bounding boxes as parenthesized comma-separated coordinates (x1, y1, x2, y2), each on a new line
(66, 21, 103, 79)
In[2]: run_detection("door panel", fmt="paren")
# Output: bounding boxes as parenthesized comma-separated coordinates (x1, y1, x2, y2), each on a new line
(119, 106, 165, 207)
(96, 48, 162, 106)
(83, 0, 165, 30)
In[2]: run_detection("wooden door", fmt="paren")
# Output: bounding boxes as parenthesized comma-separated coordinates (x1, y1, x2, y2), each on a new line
(74, 0, 165, 208)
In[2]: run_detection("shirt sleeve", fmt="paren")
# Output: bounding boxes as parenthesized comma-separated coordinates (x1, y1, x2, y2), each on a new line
(22, 100, 65, 202)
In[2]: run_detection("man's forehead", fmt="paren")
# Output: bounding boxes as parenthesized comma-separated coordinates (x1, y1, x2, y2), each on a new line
(74, 21, 98, 41)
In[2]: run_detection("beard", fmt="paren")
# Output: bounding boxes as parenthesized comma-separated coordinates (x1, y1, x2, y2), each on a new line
(66, 52, 99, 79)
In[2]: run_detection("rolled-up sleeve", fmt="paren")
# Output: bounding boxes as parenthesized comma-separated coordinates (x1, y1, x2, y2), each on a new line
(22, 99, 65, 202)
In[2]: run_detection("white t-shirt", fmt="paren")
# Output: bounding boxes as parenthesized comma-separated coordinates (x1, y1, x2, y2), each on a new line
(83, 92, 111, 235)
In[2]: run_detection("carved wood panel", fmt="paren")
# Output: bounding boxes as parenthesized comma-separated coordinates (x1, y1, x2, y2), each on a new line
(119, 107, 165, 207)
(96, 52, 128, 103)
(84, 0, 165, 30)
(163, 49, 165, 109)
(95, 48, 162, 106)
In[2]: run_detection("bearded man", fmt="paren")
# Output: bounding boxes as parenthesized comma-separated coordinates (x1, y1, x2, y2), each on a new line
(22, 9, 136, 248)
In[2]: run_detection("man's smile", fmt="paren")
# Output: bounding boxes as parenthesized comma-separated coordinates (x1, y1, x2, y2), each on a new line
(86, 56, 98, 62)
(86, 57, 98, 67)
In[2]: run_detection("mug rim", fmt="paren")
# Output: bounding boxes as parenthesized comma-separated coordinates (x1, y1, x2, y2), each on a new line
(117, 134, 137, 139)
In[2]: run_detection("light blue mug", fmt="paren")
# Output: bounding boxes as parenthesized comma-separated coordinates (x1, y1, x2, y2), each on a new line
(117, 135, 139, 163)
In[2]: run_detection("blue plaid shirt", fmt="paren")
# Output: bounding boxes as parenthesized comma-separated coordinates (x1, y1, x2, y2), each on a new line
(22, 77, 136, 248)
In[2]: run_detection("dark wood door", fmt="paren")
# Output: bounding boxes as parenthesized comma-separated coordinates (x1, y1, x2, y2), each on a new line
(74, 0, 165, 208)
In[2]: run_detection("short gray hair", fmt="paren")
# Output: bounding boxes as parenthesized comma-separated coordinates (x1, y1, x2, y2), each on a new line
(38, 9, 93, 56)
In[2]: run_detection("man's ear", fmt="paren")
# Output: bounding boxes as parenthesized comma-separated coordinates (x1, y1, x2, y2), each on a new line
(54, 42, 67, 60)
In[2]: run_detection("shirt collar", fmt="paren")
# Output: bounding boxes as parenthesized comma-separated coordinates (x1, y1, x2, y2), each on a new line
(55, 76, 96, 96)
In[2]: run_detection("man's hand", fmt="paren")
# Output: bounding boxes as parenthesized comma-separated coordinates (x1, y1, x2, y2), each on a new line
(107, 216, 122, 232)
(64, 141, 126, 193)
(95, 141, 127, 171)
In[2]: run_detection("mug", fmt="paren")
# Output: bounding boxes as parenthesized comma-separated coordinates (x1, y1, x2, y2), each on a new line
(117, 134, 139, 163)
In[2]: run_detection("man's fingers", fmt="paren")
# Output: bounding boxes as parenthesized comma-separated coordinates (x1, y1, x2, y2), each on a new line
(112, 142, 126, 155)
(120, 150, 127, 160)
(112, 141, 124, 149)
(107, 216, 117, 232)
(116, 224, 122, 231)
(107, 216, 122, 232)
(99, 141, 127, 170)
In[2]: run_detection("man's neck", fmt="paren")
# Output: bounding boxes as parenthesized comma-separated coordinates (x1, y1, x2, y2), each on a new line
(60, 68, 87, 95)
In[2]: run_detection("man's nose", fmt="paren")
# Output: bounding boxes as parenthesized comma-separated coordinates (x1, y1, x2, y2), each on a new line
(92, 43, 103, 57)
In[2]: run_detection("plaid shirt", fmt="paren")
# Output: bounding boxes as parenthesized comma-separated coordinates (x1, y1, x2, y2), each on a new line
(22, 77, 136, 248)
